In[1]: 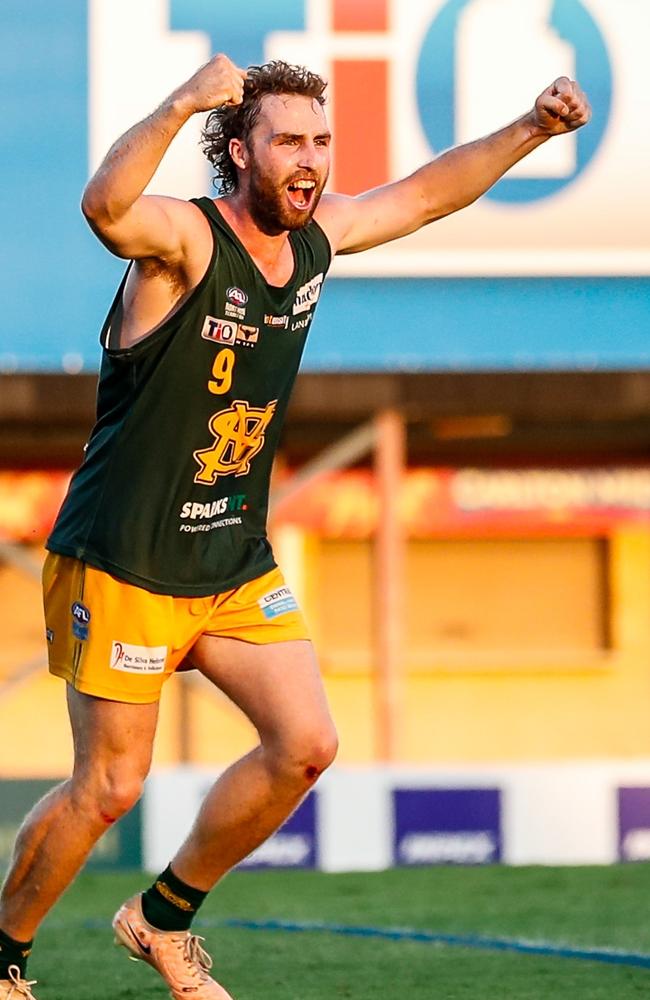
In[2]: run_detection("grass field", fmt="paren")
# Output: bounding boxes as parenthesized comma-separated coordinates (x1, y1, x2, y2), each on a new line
(25, 865, 650, 999)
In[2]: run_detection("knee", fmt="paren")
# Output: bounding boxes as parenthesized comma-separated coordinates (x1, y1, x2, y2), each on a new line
(267, 721, 339, 787)
(306, 725, 339, 776)
(71, 765, 146, 822)
(100, 773, 145, 819)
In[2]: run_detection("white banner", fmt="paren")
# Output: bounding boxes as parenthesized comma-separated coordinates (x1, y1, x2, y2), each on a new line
(89, 0, 650, 276)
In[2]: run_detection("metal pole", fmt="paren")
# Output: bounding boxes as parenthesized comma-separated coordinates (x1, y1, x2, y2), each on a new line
(270, 421, 377, 514)
(373, 408, 406, 762)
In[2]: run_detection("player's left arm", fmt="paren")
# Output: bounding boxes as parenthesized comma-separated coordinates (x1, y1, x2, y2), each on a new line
(315, 77, 591, 255)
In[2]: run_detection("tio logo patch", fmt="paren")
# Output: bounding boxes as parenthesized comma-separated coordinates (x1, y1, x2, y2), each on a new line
(201, 316, 238, 345)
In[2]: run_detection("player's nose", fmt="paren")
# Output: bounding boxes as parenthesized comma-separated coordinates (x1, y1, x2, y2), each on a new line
(298, 139, 320, 168)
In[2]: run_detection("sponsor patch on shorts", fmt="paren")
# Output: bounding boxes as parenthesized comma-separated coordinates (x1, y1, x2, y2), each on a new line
(258, 586, 299, 620)
(110, 642, 167, 674)
(71, 601, 91, 640)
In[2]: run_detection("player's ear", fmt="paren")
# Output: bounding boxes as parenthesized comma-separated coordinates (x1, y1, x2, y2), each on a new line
(229, 137, 248, 171)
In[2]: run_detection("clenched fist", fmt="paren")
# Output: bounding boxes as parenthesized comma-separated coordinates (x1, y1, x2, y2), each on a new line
(532, 76, 591, 136)
(176, 53, 248, 115)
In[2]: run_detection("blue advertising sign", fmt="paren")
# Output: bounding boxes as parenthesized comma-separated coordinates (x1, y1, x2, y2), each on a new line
(618, 787, 650, 862)
(393, 788, 502, 865)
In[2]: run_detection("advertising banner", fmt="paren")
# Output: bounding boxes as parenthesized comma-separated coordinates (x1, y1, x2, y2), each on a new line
(393, 787, 502, 865)
(2, 0, 649, 368)
(87, 0, 646, 277)
(618, 788, 650, 862)
(142, 764, 650, 872)
(275, 466, 650, 538)
(144, 769, 318, 872)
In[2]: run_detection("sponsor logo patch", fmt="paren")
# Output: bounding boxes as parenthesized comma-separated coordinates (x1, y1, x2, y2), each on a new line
(292, 272, 324, 315)
(236, 324, 259, 347)
(225, 302, 246, 320)
(225, 287, 248, 320)
(201, 315, 238, 345)
(258, 586, 299, 620)
(264, 314, 290, 329)
(110, 642, 167, 674)
(179, 517, 242, 534)
(291, 314, 313, 333)
(71, 601, 90, 624)
(227, 286, 248, 307)
(180, 495, 247, 520)
(71, 601, 91, 641)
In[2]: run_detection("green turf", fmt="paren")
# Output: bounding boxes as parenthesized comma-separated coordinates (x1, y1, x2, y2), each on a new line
(24, 865, 650, 998)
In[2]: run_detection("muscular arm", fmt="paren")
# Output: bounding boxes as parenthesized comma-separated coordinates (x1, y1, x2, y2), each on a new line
(316, 77, 591, 255)
(81, 54, 247, 262)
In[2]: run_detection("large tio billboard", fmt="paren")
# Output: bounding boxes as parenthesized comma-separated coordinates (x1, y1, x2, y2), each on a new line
(1, 0, 649, 370)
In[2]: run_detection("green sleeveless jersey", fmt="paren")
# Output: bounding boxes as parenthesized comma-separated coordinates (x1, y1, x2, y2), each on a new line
(47, 198, 332, 596)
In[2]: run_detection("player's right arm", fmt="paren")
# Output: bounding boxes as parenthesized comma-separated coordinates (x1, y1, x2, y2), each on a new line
(81, 54, 247, 262)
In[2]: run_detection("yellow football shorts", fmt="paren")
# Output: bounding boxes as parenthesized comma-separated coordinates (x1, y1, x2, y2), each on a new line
(43, 553, 310, 703)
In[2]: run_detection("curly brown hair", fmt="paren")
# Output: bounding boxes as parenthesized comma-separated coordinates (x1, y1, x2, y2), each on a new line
(201, 61, 328, 193)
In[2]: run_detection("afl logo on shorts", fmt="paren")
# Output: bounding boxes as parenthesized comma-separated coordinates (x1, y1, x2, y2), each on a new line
(71, 601, 91, 641)
(71, 601, 91, 624)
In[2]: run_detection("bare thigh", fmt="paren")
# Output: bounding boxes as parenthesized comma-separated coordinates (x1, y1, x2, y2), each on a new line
(67, 686, 159, 794)
(188, 637, 336, 756)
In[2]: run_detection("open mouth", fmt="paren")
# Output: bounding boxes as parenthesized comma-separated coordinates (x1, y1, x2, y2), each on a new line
(287, 178, 317, 211)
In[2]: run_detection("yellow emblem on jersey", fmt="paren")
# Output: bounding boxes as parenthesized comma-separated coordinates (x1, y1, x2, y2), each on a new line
(193, 400, 277, 485)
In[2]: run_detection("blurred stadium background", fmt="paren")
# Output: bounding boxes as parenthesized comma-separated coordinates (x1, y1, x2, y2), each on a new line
(2, 0, 650, 882)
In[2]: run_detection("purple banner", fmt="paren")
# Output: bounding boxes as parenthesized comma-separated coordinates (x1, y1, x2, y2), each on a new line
(618, 787, 650, 862)
(393, 788, 502, 866)
(238, 792, 318, 869)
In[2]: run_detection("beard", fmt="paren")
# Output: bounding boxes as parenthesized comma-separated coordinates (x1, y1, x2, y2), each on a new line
(247, 160, 328, 236)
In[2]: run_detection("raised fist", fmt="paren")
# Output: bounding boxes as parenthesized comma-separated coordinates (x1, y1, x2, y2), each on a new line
(178, 53, 248, 115)
(533, 76, 591, 136)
